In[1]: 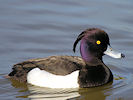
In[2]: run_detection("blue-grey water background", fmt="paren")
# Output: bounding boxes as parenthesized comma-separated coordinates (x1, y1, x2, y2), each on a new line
(0, 0, 133, 100)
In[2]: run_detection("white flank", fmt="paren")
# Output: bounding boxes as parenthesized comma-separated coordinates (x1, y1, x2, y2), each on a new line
(27, 68, 79, 88)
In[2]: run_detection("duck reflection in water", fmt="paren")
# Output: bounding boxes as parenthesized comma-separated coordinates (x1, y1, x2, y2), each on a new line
(10, 78, 113, 100)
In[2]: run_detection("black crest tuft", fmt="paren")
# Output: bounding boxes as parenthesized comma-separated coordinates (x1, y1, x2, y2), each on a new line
(73, 31, 86, 52)
(73, 28, 97, 52)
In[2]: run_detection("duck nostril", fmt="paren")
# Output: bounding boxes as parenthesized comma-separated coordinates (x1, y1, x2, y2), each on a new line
(121, 53, 125, 58)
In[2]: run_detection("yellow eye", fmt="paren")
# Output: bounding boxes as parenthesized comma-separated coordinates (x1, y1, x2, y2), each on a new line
(96, 40, 101, 45)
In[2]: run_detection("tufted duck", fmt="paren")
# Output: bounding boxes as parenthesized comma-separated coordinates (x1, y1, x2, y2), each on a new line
(8, 28, 125, 88)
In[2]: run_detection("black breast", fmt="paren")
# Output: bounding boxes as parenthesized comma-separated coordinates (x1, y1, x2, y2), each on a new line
(78, 65, 113, 88)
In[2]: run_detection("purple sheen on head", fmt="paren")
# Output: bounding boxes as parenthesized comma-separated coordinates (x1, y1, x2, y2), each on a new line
(80, 39, 92, 62)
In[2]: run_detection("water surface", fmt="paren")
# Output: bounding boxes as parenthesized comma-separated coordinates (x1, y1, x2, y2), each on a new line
(0, 0, 133, 100)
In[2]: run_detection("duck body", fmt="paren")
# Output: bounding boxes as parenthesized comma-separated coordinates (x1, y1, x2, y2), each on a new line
(9, 56, 84, 83)
(9, 56, 113, 88)
(8, 28, 124, 88)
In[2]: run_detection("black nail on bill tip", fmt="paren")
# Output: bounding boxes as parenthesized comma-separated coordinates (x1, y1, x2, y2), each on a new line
(121, 53, 125, 58)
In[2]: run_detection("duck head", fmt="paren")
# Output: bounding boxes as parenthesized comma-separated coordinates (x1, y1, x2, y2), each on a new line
(73, 28, 124, 63)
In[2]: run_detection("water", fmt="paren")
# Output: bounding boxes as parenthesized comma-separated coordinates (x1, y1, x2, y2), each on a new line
(0, 0, 133, 100)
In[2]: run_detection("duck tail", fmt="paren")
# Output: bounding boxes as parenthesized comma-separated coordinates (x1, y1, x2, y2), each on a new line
(8, 64, 28, 82)
(8, 61, 37, 82)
